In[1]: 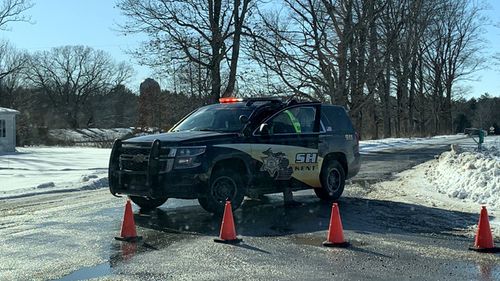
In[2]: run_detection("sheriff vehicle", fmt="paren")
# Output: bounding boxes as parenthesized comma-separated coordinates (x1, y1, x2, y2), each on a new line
(109, 97, 360, 214)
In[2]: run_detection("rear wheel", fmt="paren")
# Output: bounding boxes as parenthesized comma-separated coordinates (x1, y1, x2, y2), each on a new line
(198, 167, 245, 214)
(315, 160, 345, 201)
(129, 196, 167, 210)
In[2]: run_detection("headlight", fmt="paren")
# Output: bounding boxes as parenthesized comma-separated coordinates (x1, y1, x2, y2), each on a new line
(173, 146, 206, 169)
(175, 146, 206, 157)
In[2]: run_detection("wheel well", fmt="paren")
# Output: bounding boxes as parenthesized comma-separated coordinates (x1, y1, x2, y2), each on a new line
(322, 152, 348, 175)
(212, 158, 249, 184)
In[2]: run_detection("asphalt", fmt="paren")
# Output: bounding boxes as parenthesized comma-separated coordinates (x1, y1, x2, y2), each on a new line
(0, 137, 499, 281)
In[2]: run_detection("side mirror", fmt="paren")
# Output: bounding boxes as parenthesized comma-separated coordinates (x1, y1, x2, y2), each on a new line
(259, 123, 270, 135)
(239, 115, 249, 124)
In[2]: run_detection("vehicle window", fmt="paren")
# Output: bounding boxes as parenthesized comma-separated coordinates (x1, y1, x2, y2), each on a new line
(267, 106, 317, 135)
(320, 113, 332, 132)
(172, 106, 253, 132)
(321, 106, 353, 132)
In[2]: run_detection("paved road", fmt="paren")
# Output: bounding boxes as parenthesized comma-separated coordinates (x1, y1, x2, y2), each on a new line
(0, 137, 498, 281)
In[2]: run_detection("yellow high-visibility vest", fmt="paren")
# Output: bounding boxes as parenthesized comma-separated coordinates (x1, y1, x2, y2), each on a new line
(284, 110, 301, 133)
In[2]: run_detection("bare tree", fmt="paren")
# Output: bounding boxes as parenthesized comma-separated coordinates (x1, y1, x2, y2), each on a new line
(423, 0, 485, 134)
(0, 40, 28, 80)
(117, 0, 254, 103)
(247, 0, 384, 134)
(25, 46, 134, 128)
(0, 0, 32, 30)
(0, 0, 32, 101)
(247, 0, 486, 138)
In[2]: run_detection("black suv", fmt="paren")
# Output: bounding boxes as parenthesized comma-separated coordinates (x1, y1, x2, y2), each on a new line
(109, 98, 360, 214)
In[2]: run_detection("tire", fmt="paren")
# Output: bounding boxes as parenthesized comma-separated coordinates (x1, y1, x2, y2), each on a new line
(129, 196, 167, 210)
(198, 167, 245, 214)
(315, 159, 346, 201)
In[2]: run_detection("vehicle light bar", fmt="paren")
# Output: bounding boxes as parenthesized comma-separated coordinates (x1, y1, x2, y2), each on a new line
(219, 97, 243, 103)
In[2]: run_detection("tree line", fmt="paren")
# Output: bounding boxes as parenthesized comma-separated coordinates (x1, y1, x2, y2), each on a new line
(119, 0, 495, 138)
(0, 0, 497, 144)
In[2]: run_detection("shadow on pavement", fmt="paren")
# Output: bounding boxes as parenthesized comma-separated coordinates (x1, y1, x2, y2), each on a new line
(134, 195, 482, 239)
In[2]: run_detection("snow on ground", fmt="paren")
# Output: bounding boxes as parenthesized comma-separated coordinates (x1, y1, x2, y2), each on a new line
(359, 134, 466, 153)
(364, 135, 500, 236)
(0, 147, 110, 199)
(49, 128, 133, 143)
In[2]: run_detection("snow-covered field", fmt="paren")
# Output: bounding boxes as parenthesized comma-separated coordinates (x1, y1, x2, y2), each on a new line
(0, 147, 110, 199)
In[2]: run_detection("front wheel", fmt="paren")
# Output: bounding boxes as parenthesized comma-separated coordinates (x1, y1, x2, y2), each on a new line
(315, 160, 346, 201)
(129, 196, 167, 210)
(198, 167, 245, 214)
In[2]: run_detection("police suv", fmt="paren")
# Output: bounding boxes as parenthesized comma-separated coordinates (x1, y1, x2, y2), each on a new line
(109, 97, 360, 214)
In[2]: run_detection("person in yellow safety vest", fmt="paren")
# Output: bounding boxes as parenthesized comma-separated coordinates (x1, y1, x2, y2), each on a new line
(282, 109, 303, 207)
(284, 109, 302, 133)
(268, 109, 302, 134)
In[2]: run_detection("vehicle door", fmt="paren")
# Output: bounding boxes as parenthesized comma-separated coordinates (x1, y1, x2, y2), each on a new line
(250, 103, 322, 188)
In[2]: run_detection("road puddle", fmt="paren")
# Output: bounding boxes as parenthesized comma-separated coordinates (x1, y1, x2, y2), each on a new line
(55, 263, 111, 281)
(55, 233, 187, 281)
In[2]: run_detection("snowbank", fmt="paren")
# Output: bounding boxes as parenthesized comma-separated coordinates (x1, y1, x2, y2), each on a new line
(425, 136, 500, 209)
(49, 128, 133, 143)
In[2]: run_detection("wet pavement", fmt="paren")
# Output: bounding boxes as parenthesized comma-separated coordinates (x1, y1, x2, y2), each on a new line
(50, 194, 499, 281)
(1, 137, 499, 280)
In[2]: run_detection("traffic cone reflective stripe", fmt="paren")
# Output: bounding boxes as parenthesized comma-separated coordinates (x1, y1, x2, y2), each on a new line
(115, 199, 142, 242)
(323, 203, 349, 247)
(469, 206, 499, 253)
(214, 201, 242, 244)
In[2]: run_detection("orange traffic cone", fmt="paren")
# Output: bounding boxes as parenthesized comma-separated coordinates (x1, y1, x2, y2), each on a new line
(469, 206, 499, 253)
(323, 203, 349, 247)
(214, 201, 242, 244)
(115, 199, 142, 242)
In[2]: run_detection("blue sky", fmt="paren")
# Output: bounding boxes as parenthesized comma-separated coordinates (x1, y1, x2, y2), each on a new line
(1, 0, 499, 98)
(0, 0, 152, 91)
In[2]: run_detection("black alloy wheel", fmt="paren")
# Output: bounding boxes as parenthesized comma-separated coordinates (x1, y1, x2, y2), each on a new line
(315, 159, 346, 201)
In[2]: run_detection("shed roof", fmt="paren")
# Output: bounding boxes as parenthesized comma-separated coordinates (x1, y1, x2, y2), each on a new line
(0, 107, 20, 114)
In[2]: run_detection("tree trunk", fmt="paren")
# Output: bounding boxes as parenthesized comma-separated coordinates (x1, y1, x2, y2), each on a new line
(408, 55, 418, 135)
(209, 0, 223, 103)
(383, 35, 392, 138)
(223, 0, 249, 97)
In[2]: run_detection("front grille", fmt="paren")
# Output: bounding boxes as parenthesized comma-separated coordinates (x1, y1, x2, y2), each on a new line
(120, 157, 148, 171)
(118, 142, 171, 173)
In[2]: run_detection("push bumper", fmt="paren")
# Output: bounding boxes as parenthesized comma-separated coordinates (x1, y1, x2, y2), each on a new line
(109, 139, 207, 199)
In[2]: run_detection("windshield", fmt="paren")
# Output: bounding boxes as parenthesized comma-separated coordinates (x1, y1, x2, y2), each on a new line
(172, 105, 253, 132)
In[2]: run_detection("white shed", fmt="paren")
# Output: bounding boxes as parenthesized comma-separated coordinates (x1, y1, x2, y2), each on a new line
(0, 107, 19, 152)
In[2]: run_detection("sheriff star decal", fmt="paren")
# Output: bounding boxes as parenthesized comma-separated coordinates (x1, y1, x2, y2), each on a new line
(260, 148, 293, 180)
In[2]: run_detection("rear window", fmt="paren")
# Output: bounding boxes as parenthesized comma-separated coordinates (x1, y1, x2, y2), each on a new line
(321, 105, 353, 132)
